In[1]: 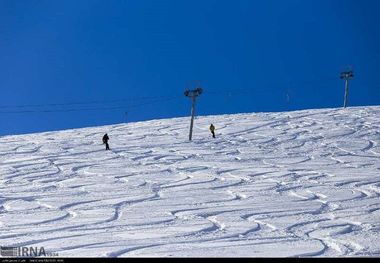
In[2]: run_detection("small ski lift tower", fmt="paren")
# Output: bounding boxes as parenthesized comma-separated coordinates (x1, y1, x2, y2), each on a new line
(340, 70, 354, 108)
(184, 83, 203, 141)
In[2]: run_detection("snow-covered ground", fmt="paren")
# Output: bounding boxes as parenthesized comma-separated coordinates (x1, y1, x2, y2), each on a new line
(0, 106, 380, 257)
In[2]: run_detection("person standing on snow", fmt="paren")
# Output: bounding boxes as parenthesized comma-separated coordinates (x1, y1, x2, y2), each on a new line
(209, 124, 216, 138)
(102, 133, 110, 150)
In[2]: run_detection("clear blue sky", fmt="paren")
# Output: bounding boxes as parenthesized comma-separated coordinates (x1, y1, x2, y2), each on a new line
(1, 0, 379, 136)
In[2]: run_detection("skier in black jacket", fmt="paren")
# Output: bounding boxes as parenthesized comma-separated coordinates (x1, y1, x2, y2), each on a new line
(102, 133, 110, 150)
(210, 124, 216, 138)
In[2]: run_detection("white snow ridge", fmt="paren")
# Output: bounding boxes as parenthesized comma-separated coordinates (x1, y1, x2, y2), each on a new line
(1, 106, 380, 257)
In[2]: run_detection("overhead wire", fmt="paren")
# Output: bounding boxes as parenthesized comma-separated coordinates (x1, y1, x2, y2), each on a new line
(1, 75, 375, 114)
(0, 95, 182, 109)
(0, 95, 183, 114)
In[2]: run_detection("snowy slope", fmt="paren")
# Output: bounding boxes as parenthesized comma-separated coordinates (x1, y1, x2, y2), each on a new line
(0, 106, 380, 257)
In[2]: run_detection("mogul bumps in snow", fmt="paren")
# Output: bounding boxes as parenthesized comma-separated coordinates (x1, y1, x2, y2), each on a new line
(102, 133, 110, 150)
(210, 124, 216, 138)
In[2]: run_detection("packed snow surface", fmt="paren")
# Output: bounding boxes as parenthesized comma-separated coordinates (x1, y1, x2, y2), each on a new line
(1, 106, 380, 257)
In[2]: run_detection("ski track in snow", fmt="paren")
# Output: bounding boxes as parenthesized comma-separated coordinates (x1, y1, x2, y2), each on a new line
(0, 106, 380, 257)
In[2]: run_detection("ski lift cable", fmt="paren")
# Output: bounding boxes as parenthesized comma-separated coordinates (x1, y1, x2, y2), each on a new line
(0, 94, 182, 109)
(0, 75, 342, 109)
(0, 96, 183, 114)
